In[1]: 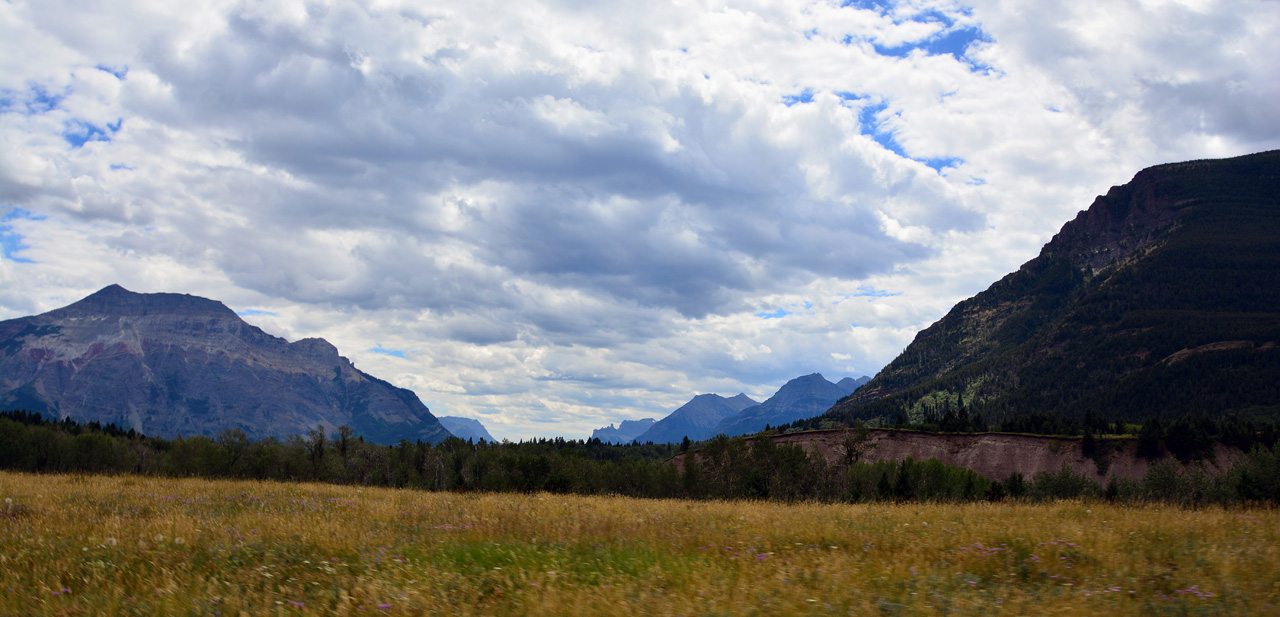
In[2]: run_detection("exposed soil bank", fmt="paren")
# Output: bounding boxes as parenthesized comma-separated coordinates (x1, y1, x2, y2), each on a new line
(671, 429, 1243, 482)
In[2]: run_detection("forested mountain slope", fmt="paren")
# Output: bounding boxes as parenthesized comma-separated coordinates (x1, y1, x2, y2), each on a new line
(802, 150, 1280, 429)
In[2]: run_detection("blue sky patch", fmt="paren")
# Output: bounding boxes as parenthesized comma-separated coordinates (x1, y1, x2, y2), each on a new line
(856, 99, 965, 172)
(919, 156, 964, 172)
(1, 209, 45, 264)
(755, 308, 792, 319)
(63, 118, 122, 148)
(757, 300, 813, 319)
(1, 85, 67, 116)
(95, 64, 129, 79)
(370, 344, 408, 359)
(782, 88, 814, 106)
(841, 0, 893, 13)
(834, 285, 901, 304)
(857, 100, 903, 155)
(851, 285, 901, 298)
(236, 309, 277, 317)
(873, 26, 989, 61)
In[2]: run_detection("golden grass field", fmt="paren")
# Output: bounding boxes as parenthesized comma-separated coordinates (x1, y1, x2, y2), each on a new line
(1, 471, 1277, 616)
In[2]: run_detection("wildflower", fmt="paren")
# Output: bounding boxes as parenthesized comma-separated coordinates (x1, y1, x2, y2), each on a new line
(154, 534, 166, 543)
(378, 603, 392, 610)
(106, 537, 118, 547)
(175, 537, 185, 545)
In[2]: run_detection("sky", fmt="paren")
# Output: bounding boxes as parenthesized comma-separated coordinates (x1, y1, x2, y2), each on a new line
(2, 0, 1279, 441)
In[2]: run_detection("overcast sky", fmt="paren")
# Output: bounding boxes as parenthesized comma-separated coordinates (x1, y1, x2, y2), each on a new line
(3, 0, 1278, 440)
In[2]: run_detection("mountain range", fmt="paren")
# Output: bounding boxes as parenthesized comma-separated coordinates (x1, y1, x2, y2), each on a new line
(803, 150, 1280, 429)
(712, 374, 869, 437)
(633, 374, 870, 444)
(634, 393, 759, 444)
(0, 285, 451, 444)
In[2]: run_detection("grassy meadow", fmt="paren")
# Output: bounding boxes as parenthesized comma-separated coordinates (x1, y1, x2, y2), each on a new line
(2, 471, 1278, 616)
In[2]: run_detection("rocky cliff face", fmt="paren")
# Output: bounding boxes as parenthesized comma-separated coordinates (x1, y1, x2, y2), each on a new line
(0, 285, 451, 444)
(668, 429, 1243, 483)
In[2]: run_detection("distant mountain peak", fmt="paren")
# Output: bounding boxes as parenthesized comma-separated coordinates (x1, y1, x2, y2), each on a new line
(709, 373, 851, 437)
(633, 393, 759, 444)
(438, 416, 496, 442)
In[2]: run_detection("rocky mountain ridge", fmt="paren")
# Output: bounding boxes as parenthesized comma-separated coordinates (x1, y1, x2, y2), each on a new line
(0, 285, 451, 444)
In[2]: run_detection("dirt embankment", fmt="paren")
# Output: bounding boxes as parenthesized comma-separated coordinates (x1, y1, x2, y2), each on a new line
(671, 429, 1243, 483)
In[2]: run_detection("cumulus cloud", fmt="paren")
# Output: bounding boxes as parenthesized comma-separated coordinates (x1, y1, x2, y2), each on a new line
(2, 0, 1277, 439)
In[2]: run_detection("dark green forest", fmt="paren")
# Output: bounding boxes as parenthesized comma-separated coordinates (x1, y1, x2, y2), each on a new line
(3, 410, 1279, 507)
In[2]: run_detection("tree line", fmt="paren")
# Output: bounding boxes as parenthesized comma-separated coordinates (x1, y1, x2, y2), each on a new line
(2, 410, 1278, 506)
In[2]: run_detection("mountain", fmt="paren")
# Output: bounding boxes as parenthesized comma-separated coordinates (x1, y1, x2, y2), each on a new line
(437, 416, 496, 442)
(0, 285, 451, 444)
(634, 393, 758, 444)
(711, 373, 865, 437)
(806, 150, 1280, 429)
(837, 376, 871, 393)
(591, 418, 656, 444)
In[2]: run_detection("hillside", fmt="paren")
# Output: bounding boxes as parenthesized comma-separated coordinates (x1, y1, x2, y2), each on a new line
(805, 150, 1280, 429)
(0, 285, 450, 444)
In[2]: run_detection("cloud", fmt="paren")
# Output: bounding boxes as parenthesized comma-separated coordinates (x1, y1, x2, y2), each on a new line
(1, 0, 1278, 439)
